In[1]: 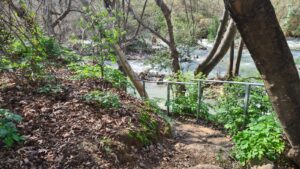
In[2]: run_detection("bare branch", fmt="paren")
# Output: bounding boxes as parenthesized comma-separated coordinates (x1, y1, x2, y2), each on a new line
(126, 0, 148, 42)
(125, 0, 170, 46)
(51, 0, 72, 28)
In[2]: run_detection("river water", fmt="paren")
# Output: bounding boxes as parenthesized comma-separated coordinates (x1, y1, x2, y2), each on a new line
(127, 38, 300, 107)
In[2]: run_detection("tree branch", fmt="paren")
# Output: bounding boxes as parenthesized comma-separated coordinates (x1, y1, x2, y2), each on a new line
(125, 0, 170, 46)
(126, 0, 148, 42)
(51, 0, 72, 28)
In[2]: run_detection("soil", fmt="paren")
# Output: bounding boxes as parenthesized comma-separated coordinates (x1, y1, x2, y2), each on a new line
(0, 73, 293, 169)
(153, 119, 238, 169)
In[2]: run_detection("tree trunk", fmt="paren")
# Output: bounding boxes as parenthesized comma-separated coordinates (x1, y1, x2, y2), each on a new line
(199, 19, 237, 76)
(226, 41, 235, 79)
(104, 0, 148, 99)
(234, 39, 244, 76)
(224, 0, 300, 166)
(194, 9, 229, 75)
(113, 44, 148, 99)
(155, 0, 180, 73)
(43, 0, 54, 35)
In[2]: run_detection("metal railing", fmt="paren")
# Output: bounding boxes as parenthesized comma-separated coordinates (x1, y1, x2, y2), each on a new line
(138, 79, 265, 121)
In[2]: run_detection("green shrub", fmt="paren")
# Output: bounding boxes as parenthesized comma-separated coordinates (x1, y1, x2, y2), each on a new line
(128, 112, 160, 146)
(232, 115, 285, 165)
(68, 63, 128, 88)
(83, 90, 120, 108)
(103, 66, 128, 89)
(0, 34, 64, 84)
(37, 84, 63, 95)
(216, 79, 273, 135)
(169, 86, 209, 119)
(0, 109, 23, 148)
(68, 63, 102, 80)
(167, 72, 209, 119)
(213, 78, 285, 166)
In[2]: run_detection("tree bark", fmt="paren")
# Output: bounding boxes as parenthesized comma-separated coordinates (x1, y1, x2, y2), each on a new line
(103, 0, 148, 99)
(234, 39, 244, 76)
(224, 0, 300, 166)
(194, 9, 229, 75)
(113, 44, 148, 99)
(199, 19, 237, 76)
(226, 40, 235, 79)
(155, 0, 180, 73)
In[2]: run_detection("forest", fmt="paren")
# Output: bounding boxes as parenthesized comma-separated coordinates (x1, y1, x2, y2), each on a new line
(1, 0, 300, 168)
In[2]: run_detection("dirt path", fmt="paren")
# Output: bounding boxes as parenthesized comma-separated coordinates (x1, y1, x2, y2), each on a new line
(154, 120, 238, 169)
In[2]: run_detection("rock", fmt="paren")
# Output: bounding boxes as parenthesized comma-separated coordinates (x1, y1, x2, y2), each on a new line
(188, 164, 223, 169)
(251, 164, 275, 169)
(139, 162, 146, 168)
(201, 137, 207, 143)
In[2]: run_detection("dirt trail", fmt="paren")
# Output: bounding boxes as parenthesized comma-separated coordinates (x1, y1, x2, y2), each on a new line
(155, 120, 238, 169)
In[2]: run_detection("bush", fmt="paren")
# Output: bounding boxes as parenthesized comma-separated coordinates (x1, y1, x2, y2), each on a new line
(68, 63, 128, 89)
(0, 109, 23, 148)
(169, 85, 209, 119)
(213, 78, 285, 166)
(167, 72, 210, 119)
(232, 115, 285, 165)
(0, 35, 64, 84)
(83, 90, 120, 108)
(215, 79, 273, 135)
(68, 63, 102, 80)
(37, 84, 63, 95)
(103, 66, 128, 89)
(128, 112, 160, 146)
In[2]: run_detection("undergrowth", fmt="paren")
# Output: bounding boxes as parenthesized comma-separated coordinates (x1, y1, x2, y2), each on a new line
(213, 78, 286, 166)
(0, 109, 23, 148)
(83, 90, 121, 109)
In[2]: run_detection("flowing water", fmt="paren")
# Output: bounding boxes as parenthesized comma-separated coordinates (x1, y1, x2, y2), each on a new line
(127, 38, 300, 107)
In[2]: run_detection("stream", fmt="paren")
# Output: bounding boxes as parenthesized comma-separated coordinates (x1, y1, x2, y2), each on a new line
(126, 38, 300, 108)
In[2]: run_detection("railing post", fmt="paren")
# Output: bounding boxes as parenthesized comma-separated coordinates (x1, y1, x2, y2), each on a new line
(243, 84, 251, 126)
(167, 82, 170, 115)
(197, 81, 203, 122)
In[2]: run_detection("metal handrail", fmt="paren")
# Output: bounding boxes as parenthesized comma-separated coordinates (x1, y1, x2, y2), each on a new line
(193, 79, 264, 86)
(140, 79, 264, 86)
(138, 79, 266, 123)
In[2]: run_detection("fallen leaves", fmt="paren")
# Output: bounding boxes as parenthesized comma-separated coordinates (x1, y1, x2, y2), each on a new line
(0, 77, 167, 168)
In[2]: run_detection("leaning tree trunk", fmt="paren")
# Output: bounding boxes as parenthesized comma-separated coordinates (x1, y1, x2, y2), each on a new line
(194, 9, 229, 76)
(199, 19, 237, 76)
(104, 0, 148, 99)
(234, 39, 244, 76)
(224, 0, 300, 166)
(114, 44, 148, 99)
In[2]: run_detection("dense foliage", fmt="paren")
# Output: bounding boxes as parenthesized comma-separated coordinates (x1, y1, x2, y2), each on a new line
(232, 115, 285, 165)
(216, 80, 273, 135)
(213, 78, 285, 165)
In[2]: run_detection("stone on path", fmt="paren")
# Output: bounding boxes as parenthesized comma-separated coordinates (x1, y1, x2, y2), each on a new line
(188, 164, 223, 169)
